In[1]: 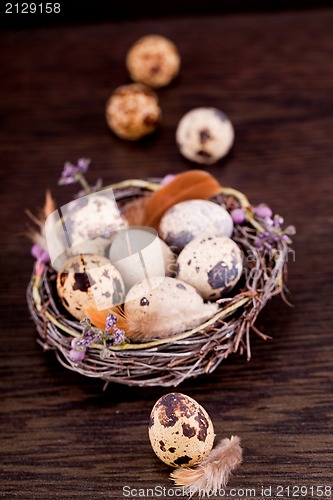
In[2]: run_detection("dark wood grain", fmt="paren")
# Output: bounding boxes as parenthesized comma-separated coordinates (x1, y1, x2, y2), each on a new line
(1, 8, 333, 500)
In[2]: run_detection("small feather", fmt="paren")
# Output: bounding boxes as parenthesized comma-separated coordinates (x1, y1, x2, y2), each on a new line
(85, 304, 127, 332)
(143, 170, 222, 229)
(170, 435, 243, 497)
(122, 171, 222, 228)
(25, 190, 56, 250)
(121, 197, 147, 226)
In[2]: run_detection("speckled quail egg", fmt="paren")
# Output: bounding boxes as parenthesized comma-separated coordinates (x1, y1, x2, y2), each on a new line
(176, 107, 234, 164)
(149, 393, 215, 467)
(126, 34, 181, 88)
(158, 199, 234, 253)
(56, 254, 125, 320)
(177, 236, 243, 300)
(66, 194, 128, 257)
(108, 227, 176, 289)
(105, 83, 161, 140)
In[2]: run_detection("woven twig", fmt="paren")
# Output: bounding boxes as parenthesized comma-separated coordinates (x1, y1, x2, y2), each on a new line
(26, 181, 292, 387)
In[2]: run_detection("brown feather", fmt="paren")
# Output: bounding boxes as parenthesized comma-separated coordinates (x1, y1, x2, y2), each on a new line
(121, 171, 222, 229)
(121, 197, 147, 226)
(170, 436, 243, 497)
(130, 171, 222, 229)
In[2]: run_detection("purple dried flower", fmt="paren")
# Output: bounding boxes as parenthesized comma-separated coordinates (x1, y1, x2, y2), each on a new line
(273, 214, 284, 227)
(69, 348, 86, 362)
(113, 327, 125, 345)
(77, 158, 90, 173)
(31, 243, 50, 263)
(161, 174, 176, 186)
(105, 314, 118, 332)
(254, 204, 273, 218)
(231, 208, 246, 224)
(284, 225, 296, 235)
(58, 158, 91, 186)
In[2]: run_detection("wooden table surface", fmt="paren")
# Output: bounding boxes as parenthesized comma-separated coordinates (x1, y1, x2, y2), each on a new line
(1, 8, 333, 500)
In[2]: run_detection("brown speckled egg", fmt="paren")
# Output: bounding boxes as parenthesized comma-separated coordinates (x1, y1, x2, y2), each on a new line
(177, 236, 243, 300)
(126, 35, 180, 88)
(56, 254, 125, 320)
(148, 393, 215, 467)
(68, 194, 128, 256)
(158, 199, 234, 253)
(176, 107, 234, 164)
(105, 83, 161, 140)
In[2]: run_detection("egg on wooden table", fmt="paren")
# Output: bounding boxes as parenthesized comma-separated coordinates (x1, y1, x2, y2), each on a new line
(56, 254, 125, 321)
(177, 236, 243, 300)
(149, 393, 215, 467)
(158, 199, 233, 253)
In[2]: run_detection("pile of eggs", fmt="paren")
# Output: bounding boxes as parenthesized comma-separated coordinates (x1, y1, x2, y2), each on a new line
(105, 34, 234, 165)
(56, 194, 243, 340)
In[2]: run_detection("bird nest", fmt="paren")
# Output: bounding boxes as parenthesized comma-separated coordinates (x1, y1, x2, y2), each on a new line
(27, 179, 294, 388)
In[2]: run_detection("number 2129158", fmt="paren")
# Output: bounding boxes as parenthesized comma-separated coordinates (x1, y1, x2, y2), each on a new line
(5, 3, 61, 14)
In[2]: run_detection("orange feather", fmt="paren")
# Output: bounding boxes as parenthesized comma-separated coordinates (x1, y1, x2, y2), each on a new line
(143, 170, 222, 229)
(122, 171, 222, 229)
(85, 304, 128, 332)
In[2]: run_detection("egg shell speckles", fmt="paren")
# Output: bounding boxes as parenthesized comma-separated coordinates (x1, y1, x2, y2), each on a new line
(56, 254, 125, 321)
(149, 393, 215, 467)
(67, 195, 128, 256)
(176, 107, 234, 164)
(105, 83, 161, 140)
(126, 35, 180, 88)
(158, 199, 234, 253)
(177, 236, 243, 300)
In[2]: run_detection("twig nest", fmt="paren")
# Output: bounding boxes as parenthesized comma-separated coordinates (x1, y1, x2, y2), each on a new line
(105, 83, 161, 140)
(126, 35, 180, 88)
(176, 107, 234, 164)
(149, 393, 215, 467)
(56, 254, 125, 320)
(158, 199, 234, 253)
(177, 236, 243, 300)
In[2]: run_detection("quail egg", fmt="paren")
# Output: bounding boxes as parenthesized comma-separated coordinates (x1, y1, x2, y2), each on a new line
(176, 107, 234, 164)
(56, 254, 125, 320)
(158, 199, 234, 253)
(108, 227, 176, 289)
(177, 236, 243, 300)
(66, 194, 128, 256)
(149, 392, 215, 467)
(126, 34, 180, 88)
(105, 83, 161, 140)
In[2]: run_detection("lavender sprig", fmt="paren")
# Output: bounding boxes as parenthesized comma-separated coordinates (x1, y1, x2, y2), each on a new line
(69, 314, 126, 363)
(58, 158, 103, 196)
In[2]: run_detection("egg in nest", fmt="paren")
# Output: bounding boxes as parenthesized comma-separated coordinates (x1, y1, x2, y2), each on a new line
(67, 194, 128, 256)
(158, 199, 234, 253)
(149, 393, 215, 467)
(56, 254, 125, 320)
(177, 236, 243, 300)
